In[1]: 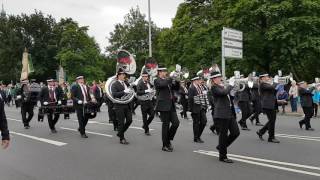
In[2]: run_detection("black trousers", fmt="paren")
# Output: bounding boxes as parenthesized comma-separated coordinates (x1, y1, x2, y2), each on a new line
(108, 106, 117, 129)
(21, 104, 34, 126)
(47, 113, 60, 130)
(300, 107, 313, 129)
(159, 110, 180, 147)
(216, 118, 240, 159)
(238, 101, 251, 126)
(210, 109, 220, 134)
(250, 100, 261, 123)
(115, 105, 132, 140)
(180, 99, 188, 118)
(313, 103, 318, 117)
(259, 109, 277, 139)
(141, 102, 155, 133)
(76, 108, 89, 135)
(191, 109, 207, 140)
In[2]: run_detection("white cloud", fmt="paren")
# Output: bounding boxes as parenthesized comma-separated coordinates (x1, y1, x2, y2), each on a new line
(2, 0, 183, 52)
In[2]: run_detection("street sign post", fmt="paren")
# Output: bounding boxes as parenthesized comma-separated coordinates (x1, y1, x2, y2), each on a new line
(221, 27, 243, 79)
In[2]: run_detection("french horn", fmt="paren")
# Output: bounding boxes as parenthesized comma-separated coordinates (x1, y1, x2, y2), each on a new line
(105, 50, 136, 104)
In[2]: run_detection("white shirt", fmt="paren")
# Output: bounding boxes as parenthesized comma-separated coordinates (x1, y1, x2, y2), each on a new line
(79, 83, 88, 103)
(119, 80, 128, 89)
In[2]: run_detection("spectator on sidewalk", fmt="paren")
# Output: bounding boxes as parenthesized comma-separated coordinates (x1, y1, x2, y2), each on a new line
(312, 86, 320, 117)
(276, 84, 289, 114)
(289, 81, 298, 112)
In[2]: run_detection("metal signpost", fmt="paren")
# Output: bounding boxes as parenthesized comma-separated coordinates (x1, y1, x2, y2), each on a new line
(221, 27, 243, 78)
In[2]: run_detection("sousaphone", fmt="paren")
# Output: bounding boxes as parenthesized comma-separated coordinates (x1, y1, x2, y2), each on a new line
(105, 50, 136, 104)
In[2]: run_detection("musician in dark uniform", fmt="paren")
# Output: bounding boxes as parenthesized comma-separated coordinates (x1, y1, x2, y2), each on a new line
(249, 81, 263, 126)
(154, 64, 180, 152)
(16, 79, 35, 129)
(256, 74, 280, 143)
(40, 79, 63, 133)
(236, 82, 251, 130)
(61, 82, 70, 119)
(298, 81, 315, 131)
(210, 72, 240, 163)
(106, 97, 118, 131)
(0, 88, 10, 149)
(92, 81, 103, 112)
(179, 80, 188, 119)
(188, 75, 207, 143)
(71, 76, 91, 138)
(136, 70, 155, 136)
(111, 69, 133, 144)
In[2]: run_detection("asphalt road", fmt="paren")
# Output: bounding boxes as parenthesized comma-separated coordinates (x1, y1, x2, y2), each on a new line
(1, 105, 320, 180)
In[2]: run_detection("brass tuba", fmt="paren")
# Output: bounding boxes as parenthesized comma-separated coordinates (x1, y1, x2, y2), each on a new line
(105, 50, 136, 104)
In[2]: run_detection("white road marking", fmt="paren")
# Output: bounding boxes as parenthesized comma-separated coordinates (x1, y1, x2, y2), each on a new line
(60, 127, 113, 138)
(276, 133, 320, 139)
(196, 150, 320, 171)
(276, 135, 320, 142)
(194, 150, 320, 177)
(71, 119, 154, 131)
(11, 131, 67, 146)
(7, 118, 21, 122)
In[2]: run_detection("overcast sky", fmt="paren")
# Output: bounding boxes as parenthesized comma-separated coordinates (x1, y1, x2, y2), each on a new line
(3, 0, 184, 51)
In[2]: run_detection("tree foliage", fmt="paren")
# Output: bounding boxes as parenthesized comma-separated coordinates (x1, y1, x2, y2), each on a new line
(157, 0, 320, 81)
(0, 10, 107, 83)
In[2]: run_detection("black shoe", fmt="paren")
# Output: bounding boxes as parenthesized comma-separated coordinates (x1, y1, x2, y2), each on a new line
(299, 121, 303, 129)
(24, 125, 30, 129)
(306, 128, 315, 131)
(241, 126, 250, 131)
(120, 139, 129, 145)
(268, 138, 280, 143)
(180, 112, 183, 118)
(51, 129, 57, 134)
(256, 131, 264, 141)
(210, 126, 217, 134)
(162, 146, 173, 152)
(256, 122, 263, 126)
(216, 146, 220, 151)
(145, 132, 151, 136)
(219, 158, 234, 163)
(194, 138, 204, 143)
(81, 134, 88, 138)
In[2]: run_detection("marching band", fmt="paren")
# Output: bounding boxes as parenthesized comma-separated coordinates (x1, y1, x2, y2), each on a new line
(1, 49, 320, 163)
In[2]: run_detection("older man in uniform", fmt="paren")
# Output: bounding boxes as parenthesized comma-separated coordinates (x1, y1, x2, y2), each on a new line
(210, 72, 240, 163)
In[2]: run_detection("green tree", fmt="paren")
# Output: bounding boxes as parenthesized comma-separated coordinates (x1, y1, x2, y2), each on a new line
(107, 6, 161, 73)
(55, 18, 105, 82)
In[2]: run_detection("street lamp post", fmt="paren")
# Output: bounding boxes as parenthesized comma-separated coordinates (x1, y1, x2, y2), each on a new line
(148, 0, 152, 57)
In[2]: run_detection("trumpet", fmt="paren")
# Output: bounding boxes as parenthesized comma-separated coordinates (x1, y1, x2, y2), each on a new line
(169, 64, 189, 81)
(274, 71, 293, 85)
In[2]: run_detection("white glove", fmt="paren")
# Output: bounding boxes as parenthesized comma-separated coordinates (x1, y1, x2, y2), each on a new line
(58, 100, 62, 105)
(78, 100, 83, 104)
(17, 95, 22, 99)
(202, 90, 207, 95)
(124, 89, 131, 94)
(248, 81, 254, 88)
(229, 77, 235, 87)
(145, 89, 152, 93)
(274, 75, 279, 83)
(289, 77, 294, 82)
(43, 102, 49, 105)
